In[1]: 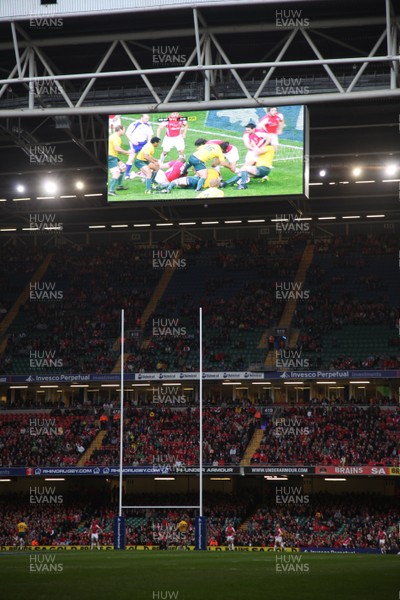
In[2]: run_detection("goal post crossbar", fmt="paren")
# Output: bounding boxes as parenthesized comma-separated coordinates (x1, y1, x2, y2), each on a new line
(121, 506, 200, 509)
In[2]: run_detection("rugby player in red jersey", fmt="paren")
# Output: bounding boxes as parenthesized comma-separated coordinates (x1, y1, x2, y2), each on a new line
(157, 112, 188, 163)
(226, 523, 236, 551)
(258, 107, 285, 150)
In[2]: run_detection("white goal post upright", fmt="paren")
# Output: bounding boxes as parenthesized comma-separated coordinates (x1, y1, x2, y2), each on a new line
(118, 308, 124, 519)
(199, 306, 203, 518)
(114, 309, 126, 549)
(195, 306, 207, 550)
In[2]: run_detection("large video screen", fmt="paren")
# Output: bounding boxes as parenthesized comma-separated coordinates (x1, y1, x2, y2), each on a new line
(107, 106, 307, 203)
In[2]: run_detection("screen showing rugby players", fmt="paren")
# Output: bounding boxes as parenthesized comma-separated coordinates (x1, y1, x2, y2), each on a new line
(107, 106, 307, 202)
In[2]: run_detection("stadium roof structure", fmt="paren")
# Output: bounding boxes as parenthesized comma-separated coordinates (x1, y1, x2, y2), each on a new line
(0, 0, 399, 228)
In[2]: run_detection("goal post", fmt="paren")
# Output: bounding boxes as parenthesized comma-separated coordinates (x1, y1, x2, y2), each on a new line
(115, 308, 126, 550)
(114, 308, 207, 550)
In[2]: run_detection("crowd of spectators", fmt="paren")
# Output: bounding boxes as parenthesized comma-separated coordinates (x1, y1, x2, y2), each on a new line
(0, 490, 109, 546)
(2, 243, 160, 374)
(0, 238, 306, 374)
(0, 413, 98, 467)
(0, 245, 46, 314)
(87, 405, 256, 467)
(2, 234, 399, 374)
(0, 402, 398, 467)
(292, 234, 400, 369)
(251, 405, 399, 466)
(1, 492, 398, 551)
(240, 493, 400, 551)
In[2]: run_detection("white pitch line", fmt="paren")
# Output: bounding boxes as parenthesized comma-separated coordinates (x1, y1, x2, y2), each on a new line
(119, 116, 302, 151)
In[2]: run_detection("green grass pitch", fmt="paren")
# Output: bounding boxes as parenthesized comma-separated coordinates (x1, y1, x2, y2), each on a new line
(1, 551, 398, 600)
(108, 110, 304, 203)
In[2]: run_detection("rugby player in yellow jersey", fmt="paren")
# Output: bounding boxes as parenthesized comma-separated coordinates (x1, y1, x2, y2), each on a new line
(185, 138, 235, 192)
(108, 125, 132, 197)
(178, 519, 188, 533)
(236, 143, 275, 189)
(162, 166, 220, 194)
(221, 135, 275, 189)
(196, 178, 224, 199)
(177, 518, 189, 550)
(134, 136, 161, 194)
(17, 520, 28, 549)
(203, 168, 221, 189)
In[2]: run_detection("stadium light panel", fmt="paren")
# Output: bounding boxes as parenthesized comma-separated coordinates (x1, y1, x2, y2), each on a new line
(43, 181, 58, 194)
(385, 164, 398, 176)
(131, 384, 151, 387)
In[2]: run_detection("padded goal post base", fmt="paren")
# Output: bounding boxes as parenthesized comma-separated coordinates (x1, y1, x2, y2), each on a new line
(195, 516, 207, 550)
(114, 516, 126, 550)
